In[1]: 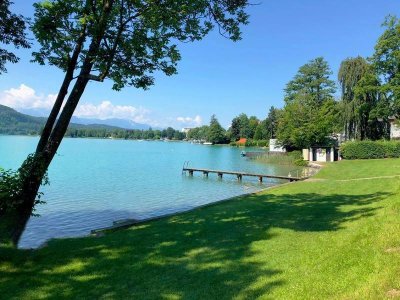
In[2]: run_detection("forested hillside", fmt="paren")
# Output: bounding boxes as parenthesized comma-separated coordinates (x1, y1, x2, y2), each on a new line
(0, 104, 47, 135)
(0, 105, 185, 140)
(0, 104, 124, 135)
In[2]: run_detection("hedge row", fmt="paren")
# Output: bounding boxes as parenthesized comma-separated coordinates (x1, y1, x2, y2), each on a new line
(341, 141, 400, 159)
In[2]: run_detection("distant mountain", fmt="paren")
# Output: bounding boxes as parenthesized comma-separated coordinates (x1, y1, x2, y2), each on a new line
(71, 116, 152, 130)
(0, 104, 47, 135)
(0, 104, 124, 135)
(17, 108, 154, 130)
(18, 108, 51, 118)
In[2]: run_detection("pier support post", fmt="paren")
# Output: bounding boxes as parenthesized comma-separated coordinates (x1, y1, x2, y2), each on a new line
(258, 176, 263, 183)
(218, 173, 223, 179)
(189, 170, 193, 176)
(203, 171, 208, 177)
(237, 174, 242, 181)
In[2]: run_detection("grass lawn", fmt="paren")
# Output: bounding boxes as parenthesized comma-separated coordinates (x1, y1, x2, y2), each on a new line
(1, 159, 400, 299)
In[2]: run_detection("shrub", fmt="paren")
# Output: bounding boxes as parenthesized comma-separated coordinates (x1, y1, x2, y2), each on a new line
(244, 139, 257, 147)
(0, 154, 49, 216)
(287, 150, 303, 160)
(256, 140, 269, 147)
(0, 168, 23, 215)
(341, 140, 400, 159)
(286, 150, 308, 166)
(241, 139, 270, 147)
(382, 141, 400, 158)
(229, 141, 238, 147)
(294, 158, 309, 167)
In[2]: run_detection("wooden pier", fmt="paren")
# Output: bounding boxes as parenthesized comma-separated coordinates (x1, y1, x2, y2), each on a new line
(182, 167, 303, 182)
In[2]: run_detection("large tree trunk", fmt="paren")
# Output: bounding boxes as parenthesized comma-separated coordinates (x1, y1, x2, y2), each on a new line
(5, 77, 91, 246)
(3, 0, 115, 247)
(2, 155, 46, 246)
(36, 24, 87, 153)
(5, 181, 41, 246)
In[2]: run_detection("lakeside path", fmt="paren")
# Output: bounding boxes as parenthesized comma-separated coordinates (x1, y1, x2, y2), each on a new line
(1, 159, 400, 299)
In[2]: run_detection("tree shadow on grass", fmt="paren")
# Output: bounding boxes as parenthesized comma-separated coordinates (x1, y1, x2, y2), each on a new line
(0, 191, 388, 299)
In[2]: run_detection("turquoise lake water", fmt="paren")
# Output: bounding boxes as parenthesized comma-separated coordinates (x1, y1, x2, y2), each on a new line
(0, 136, 299, 248)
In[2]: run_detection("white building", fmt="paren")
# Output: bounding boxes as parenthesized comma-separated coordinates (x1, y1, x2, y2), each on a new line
(181, 127, 193, 134)
(389, 117, 400, 139)
(303, 145, 339, 162)
(269, 139, 286, 152)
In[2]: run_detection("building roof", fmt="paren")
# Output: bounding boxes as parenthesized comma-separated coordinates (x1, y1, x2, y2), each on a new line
(237, 138, 247, 145)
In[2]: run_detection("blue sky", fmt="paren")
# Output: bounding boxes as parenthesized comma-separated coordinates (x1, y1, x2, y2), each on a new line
(0, 0, 399, 128)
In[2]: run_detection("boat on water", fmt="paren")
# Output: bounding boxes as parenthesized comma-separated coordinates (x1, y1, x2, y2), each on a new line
(203, 142, 213, 145)
(240, 151, 246, 157)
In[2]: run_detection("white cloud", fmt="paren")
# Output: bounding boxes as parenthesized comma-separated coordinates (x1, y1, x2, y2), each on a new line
(0, 84, 201, 128)
(0, 84, 56, 110)
(74, 101, 150, 123)
(176, 115, 202, 127)
(0, 84, 152, 124)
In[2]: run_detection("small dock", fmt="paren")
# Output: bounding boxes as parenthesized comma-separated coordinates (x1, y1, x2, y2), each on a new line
(182, 167, 303, 182)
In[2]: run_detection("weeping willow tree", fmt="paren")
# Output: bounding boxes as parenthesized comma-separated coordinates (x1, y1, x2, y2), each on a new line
(338, 56, 386, 140)
(338, 56, 369, 140)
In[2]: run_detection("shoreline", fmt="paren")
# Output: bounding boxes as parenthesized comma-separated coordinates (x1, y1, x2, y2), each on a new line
(33, 180, 296, 250)
(34, 164, 322, 249)
(92, 163, 322, 233)
(91, 180, 298, 235)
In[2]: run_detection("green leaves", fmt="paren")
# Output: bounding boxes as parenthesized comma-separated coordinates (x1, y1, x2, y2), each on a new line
(32, 0, 250, 90)
(207, 114, 227, 144)
(371, 15, 400, 115)
(278, 57, 338, 149)
(338, 56, 386, 140)
(0, 154, 49, 216)
(284, 57, 336, 106)
(340, 140, 400, 160)
(0, 0, 30, 74)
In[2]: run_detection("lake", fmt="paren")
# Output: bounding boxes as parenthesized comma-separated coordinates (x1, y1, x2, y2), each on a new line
(0, 136, 299, 248)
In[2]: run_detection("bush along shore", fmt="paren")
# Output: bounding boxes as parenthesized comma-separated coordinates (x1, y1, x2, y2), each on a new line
(341, 140, 400, 159)
(1, 158, 400, 299)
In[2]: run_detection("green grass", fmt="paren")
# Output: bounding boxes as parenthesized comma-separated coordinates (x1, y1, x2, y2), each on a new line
(1, 159, 400, 299)
(314, 158, 400, 180)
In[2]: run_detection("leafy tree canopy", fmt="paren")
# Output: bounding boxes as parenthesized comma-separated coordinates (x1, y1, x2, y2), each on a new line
(207, 114, 226, 144)
(284, 57, 336, 105)
(337, 56, 387, 140)
(32, 0, 249, 90)
(338, 56, 370, 102)
(371, 15, 400, 114)
(278, 57, 338, 149)
(277, 98, 340, 149)
(0, 0, 30, 73)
